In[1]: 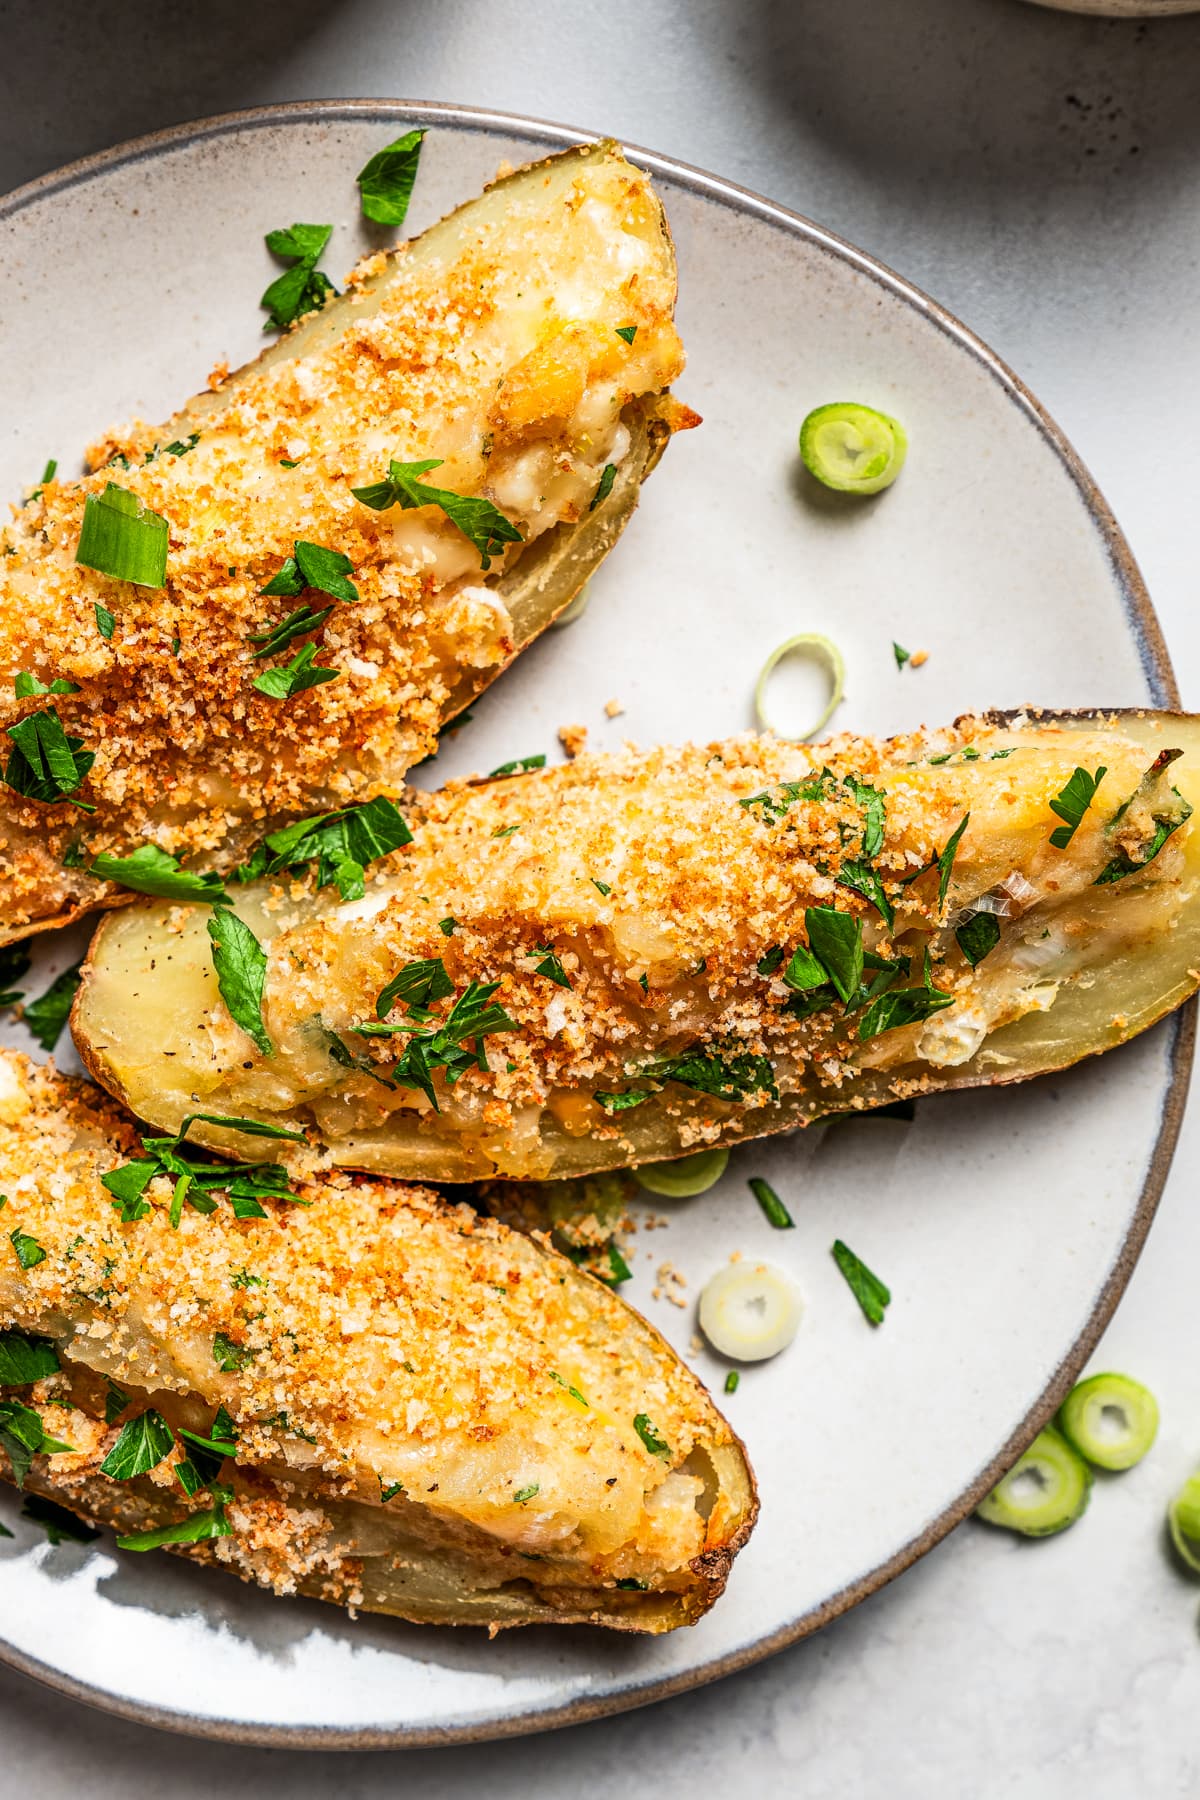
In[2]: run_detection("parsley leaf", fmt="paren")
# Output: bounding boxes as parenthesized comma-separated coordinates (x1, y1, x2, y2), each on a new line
(252, 641, 340, 701)
(261, 223, 336, 331)
(88, 844, 229, 904)
(356, 128, 425, 226)
(936, 813, 970, 912)
(0, 1329, 59, 1385)
(837, 859, 895, 928)
(351, 459, 522, 570)
(591, 878, 612, 897)
(100, 1410, 175, 1480)
(206, 911, 272, 1055)
(355, 978, 518, 1111)
(532, 945, 571, 988)
(212, 1333, 254, 1374)
(14, 672, 79, 699)
(757, 946, 785, 976)
(1094, 751, 1192, 885)
(832, 1238, 891, 1325)
(376, 956, 455, 1018)
(1049, 765, 1107, 850)
(261, 541, 359, 604)
(955, 911, 1001, 967)
(95, 603, 116, 640)
(633, 1414, 671, 1460)
(595, 1089, 651, 1112)
(845, 777, 887, 859)
(513, 1482, 540, 1504)
(804, 907, 863, 1005)
(638, 1044, 778, 1104)
(0, 1398, 74, 1487)
(488, 755, 546, 779)
(615, 324, 638, 345)
(9, 1226, 45, 1269)
(893, 642, 911, 669)
(22, 961, 82, 1051)
(783, 944, 829, 993)
(3, 708, 95, 810)
(235, 795, 412, 901)
(117, 1484, 234, 1551)
(104, 1381, 130, 1426)
(857, 972, 953, 1041)
(589, 463, 618, 512)
(248, 603, 334, 660)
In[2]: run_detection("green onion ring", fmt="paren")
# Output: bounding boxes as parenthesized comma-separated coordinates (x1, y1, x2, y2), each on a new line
(754, 633, 845, 741)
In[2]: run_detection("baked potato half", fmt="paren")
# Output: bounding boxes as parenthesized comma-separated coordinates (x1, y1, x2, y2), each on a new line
(0, 1051, 755, 1631)
(74, 709, 1200, 1181)
(0, 140, 691, 945)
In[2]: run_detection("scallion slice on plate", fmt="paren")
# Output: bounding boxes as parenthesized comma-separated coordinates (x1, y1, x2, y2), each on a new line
(634, 1147, 729, 1198)
(698, 1261, 801, 1362)
(1057, 1372, 1159, 1471)
(754, 632, 845, 741)
(75, 483, 169, 588)
(799, 401, 907, 496)
(1168, 1474, 1200, 1574)
(976, 1426, 1092, 1537)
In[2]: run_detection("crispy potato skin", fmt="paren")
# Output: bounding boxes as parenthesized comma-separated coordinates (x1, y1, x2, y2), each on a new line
(0, 142, 690, 945)
(0, 1050, 755, 1631)
(73, 708, 1200, 1182)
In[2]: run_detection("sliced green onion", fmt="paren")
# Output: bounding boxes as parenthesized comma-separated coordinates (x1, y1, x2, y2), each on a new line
(976, 1426, 1092, 1537)
(699, 1261, 802, 1362)
(75, 483, 168, 588)
(799, 402, 907, 496)
(749, 1176, 794, 1229)
(552, 583, 592, 629)
(1168, 1474, 1200, 1573)
(634, 1148, 729, 1198)
(754, 633, 845, 742)
(1057, 1372, 1159, 1471)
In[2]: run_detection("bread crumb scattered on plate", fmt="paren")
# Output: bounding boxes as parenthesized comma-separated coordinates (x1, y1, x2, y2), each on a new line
(909, 648, 929, 668)
(558, 722, 588, 758)
(604, 697, 625, 718)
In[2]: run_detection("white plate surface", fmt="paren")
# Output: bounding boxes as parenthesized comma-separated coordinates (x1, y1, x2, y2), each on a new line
(0, 101, 1188, 1746)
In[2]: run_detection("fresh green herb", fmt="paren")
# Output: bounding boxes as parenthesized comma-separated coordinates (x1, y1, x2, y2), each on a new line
(724, 1370, 740, 1394)
(513, 1483, 540, 1504)
(212, 1333, 254, 1374)
(845, 776, 887, 859)
(0, 1398, 74, 1487)
(782, 943, 829, 993)
(88, 844, 229, 904)
(75, 483, 169, 588)
(615, 1577, 649, 1590)
(1095, 752, 1192, 885)
(633, 1414, 671, 1460)
(532, 945, 571, 988)
(548, 1371, 589, 1407)
(20, 1494, 99, 1545)
(14, 673, 79, 699)
(351, 458, 522, 570)
(438, 916, 457, 936)
(376, 956, 455, 1018)
(589, 463, 618, 512)
(936, 814, 970, 912)
(837, 859, 895, 928)
(94, 602, 116, 640)
(104, 1381, 129, 1427)
(262, 540, 359, 604)
(100, 1410, 175, 1480)
(591, 878, 612, 896)
(955, 911, 1001, 967)
(355, 979, 518, 1111)
(356, 128, 425, 226)
(893, 642, 910, 669)
(749, 1176, 794, 1229)
(235, 794, 412, 901)
(21, 961, 82, 1051)
(0, 943, 31, 1008)
(831, 1238, 891, 1325)
(174, 1113, 305, 1146)
(615, 324, 638, 345)
(927, 752, 951, 766)
(26, 458, 57, 504)
(738, 779, 809, 820)
(378, 1478, 404, 1503)
(488, 755, 546, 778)
(1049, 766, 1107, 850)
(638, 1044, 778, 1105)
(117, 1483, 233, 1551)
(163, 433, 200, 457)
(252, 641, 340, 701)
(606, 1242, 633, 1285)
(0, 1330, 59, 1385)
(595, 1089, 651, 1112)
(857, 970, 953, 1041)
(757, 945, 785, 977)
(261, 223, 336, 331)
(3, 708, 95, 810)
(206, 910, 272, 1056)
(248, 603, 334, 660)
(804, 907, 863, 1005)
(800, 402, 907, 495)
(492, 823, 520, 839)
(278, 458, 299, 470)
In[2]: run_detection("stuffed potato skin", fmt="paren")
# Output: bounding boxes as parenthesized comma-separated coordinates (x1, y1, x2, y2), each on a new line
(0, 1051, 755, 1631)
(73, 710, 1200, 1182)
(0, 141, 690, 945)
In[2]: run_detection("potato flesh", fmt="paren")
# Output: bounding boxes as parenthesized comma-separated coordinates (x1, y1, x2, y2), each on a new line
(0, 142, 684, 942)
(0, 1052, 754, 1630)
(75, 712, 1200, 1180)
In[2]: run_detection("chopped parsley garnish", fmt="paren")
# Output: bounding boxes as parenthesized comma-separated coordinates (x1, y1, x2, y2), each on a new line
(234, 794, 412, 901)
(635, 1044, 779, 1105)
(591, 878, 612, 897)
(845, 776, 886, 858)
(375, 956, 455, 1018)
(837, 859, 895, 928)
(955, 911, 1001, 967)
(857, 960, 953, 1041)
(438, 916, 457, 936)
(351, 458, 522, 570)
(206, 910, 272, 1056)
(104, 1381, 130, 1426)
(355, 978, 518, 1111)
(101, 1112, 303, 1229)
(1049, 765, 1107, 850)
(100, 1409, 175, 1480)
(94, 603, 116, 640)
(262, 540, 359, 604)
(549, 1371, 589, 1407)
(14, 672, 79, 698)
(0, 1398, 73, 1487)
(248, 602, 334, 660)
(117, 1483, 233, 1552)
(724, 1371, 740, 1394)
(804, 907, 863, 1004)
(75, 482, 169, 588)
(633, 1414, 671, 1460)
(261, 222, 336, 331)
(893, 642, 911, 669)
(782, 943, 828, 993)
(595, 1089, 651, 1112)
(212, 1333, 255, 1374)
(21, 1493, 99, 1545)
(251, 641, 340, 700)
(750, 1177, 794, 1229)
(0, 1329, 59, 1386)
(1094, 751, 1192, 885)
(936, 814, 969, 912)
(492, 823, 520, 839)
(606, 1242, 633, 1285)
(3, 708, 95, 810)
(378, 1478, 404, 1503)
(832, 1238, 891, 1325)
(488, 754, 546, 778)
(163, 432, 200, 457)
(88, 844, 229, 904)
(356, 128, 425, 225)
(532, 945, 571, 988)
(615, 324, 638, 345)
(21, 961, 83, 1051)
(0, 943, 31, 1008)
(513, 1483, 540, 1504)
(589, 463, 618, 512)
(757, 946, 785, 977)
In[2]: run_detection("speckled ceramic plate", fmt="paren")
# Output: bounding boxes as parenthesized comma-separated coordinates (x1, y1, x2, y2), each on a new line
(0, 100, 1189, 1748)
